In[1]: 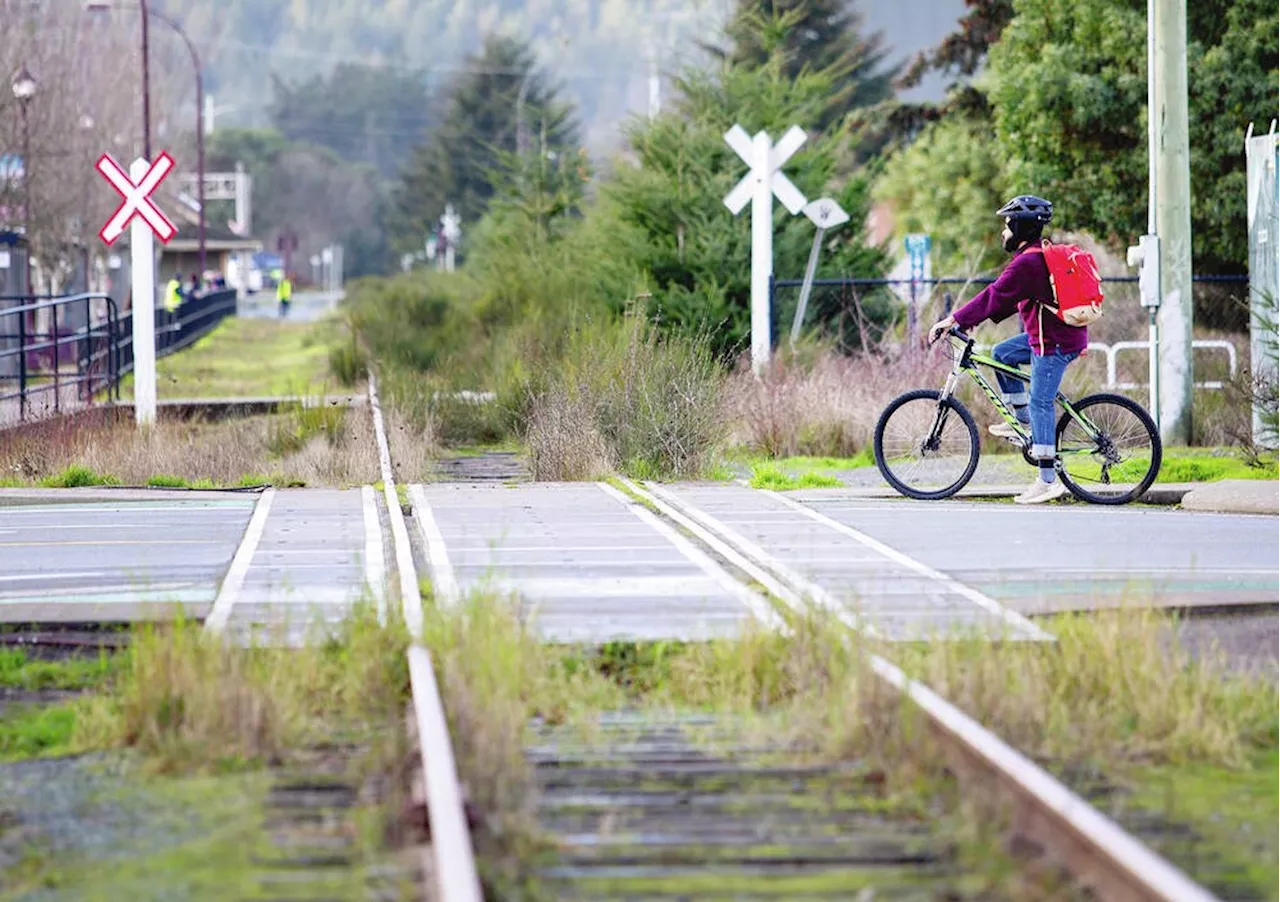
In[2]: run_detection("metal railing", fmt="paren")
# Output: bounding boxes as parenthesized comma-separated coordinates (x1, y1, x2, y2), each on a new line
(0, 287, 237, 425)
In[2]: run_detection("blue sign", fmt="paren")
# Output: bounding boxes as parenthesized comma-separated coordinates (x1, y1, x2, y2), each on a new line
(904, 233, 931, 282)
(0, 154, 24, 182)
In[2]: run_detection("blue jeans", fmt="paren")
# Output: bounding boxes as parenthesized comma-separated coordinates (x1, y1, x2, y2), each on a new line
(991, 333, 1079, 464)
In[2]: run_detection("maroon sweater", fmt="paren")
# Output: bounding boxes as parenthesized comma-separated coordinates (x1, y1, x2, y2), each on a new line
(952, 245, 1089, 355)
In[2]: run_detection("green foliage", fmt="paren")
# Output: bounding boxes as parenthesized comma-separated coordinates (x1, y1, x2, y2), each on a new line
(604, 56, 887, 358)
(0, 649, 117, 691)
(206, 127, 395, 279)
(266, 402, 346, 457)
(270, 63, 431, 178)
(748, 464, 842, 490)
(0, 704, 78, 760)
(873, 116, 1010, 275)
(39, 465, 117, 488)
(391, 35, 580, 253)
(719, 0, 897, 133)
(146, 474, 189, 488)
(987, 0, 1279, 275)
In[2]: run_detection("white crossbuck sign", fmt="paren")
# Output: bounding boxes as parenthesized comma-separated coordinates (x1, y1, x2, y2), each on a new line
(96, 152, 177, 245)
(723, 124, 808, 372)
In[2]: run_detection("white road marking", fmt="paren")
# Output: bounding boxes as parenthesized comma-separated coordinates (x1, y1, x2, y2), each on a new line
(597, 482, 782, 629)
(640, 481, 869, 635)
(361, 485, 387, 621)
(203, 489, 275, 635)
(409, 485, 459, 607)
(0, 571, 109, 582)
(764, 490, 1052, 641)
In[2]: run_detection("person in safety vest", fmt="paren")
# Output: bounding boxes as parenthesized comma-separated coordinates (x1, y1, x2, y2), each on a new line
(163, 275, 183, 313)
(277, 272, 293, 318)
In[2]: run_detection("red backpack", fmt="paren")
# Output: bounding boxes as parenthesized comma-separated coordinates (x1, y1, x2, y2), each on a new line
(1028, 241, 1104, 327)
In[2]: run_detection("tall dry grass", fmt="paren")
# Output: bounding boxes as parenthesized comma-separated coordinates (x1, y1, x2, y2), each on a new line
(524, 314, 725, 480)
(73, 603, 410, 772)
(723, 342, 950, 458)
(0, 405, 381, 487)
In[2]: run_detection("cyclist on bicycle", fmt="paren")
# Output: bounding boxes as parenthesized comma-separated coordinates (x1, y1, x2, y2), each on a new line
(927, 195, 1088, 505)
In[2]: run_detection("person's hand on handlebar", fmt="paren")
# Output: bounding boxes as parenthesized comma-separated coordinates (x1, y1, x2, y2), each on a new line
(928, 315, 959, 345)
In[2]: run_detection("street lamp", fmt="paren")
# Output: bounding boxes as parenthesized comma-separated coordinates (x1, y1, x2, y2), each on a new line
(11, 65, 36, 297)
(87, 2, 204, 278)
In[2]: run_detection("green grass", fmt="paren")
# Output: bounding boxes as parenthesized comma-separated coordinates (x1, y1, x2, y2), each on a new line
(748, 464, 842, 490)
(0, 704, 79, 760)
(37, 464, 119, 488)
(145, 473, 188, 488)
(1124, 751, 1279, 900)
(0, 648, 117, 691)
(116, 316, 341, 399)
(1156, 451, 1278, 483)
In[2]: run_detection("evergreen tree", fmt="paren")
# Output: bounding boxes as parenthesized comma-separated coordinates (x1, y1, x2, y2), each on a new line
(715, 0, 897, 133)
(390, 36, 579, 254)
(269, 63, 432, 179)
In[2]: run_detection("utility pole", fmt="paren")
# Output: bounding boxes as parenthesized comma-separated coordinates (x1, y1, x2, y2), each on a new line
(1155, 0, 1194, 444)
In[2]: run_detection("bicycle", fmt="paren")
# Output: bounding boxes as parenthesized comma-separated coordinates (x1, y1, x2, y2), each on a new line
(873, 325, 1162, 504)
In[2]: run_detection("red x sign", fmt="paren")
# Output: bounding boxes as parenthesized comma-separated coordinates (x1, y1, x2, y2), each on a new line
(96, 152, 178, 245)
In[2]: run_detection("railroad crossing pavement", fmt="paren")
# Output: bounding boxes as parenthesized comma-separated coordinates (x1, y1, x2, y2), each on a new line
(779, 486, 1280, 614)
(0, 493, 256, 623)
(203, 487, 385, 644)
(409, 482, 775, 642)
(0, 488, 384, 641)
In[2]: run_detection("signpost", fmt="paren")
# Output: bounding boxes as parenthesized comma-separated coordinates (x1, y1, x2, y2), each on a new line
(723, 124, 808, 373)
(96, 152, 177, 426)
(903, 233, 932, 345)
(789, 197, 850, 348)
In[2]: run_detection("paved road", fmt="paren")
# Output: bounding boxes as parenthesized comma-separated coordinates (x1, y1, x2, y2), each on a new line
(0, 495, 255, 623)
(238, 290, 341, 324)
(3, 482, 1274, 648)
(787, 488, 1279, 614)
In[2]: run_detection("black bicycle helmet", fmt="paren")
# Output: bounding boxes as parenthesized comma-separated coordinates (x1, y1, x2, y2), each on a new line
(997, 195, 1052, 251)
(996, 195, 1053, 225)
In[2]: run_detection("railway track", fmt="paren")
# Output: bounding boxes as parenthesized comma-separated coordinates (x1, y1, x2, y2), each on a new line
(0, 370, 1229, 902)
(369, 389, 1225, 902)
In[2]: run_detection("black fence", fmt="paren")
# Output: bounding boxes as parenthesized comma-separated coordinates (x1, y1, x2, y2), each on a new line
(0, 288, 237, 424)
(771, 275, 1253, 351)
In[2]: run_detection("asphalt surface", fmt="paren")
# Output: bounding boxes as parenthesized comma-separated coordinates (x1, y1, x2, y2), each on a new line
(788, 488, 1279, 614)
(0, 496, 255, 623)
(237, 289, 341, 323)
(1, 481, 1274, 655)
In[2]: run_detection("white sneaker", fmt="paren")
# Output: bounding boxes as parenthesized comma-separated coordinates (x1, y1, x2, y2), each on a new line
(988, 422, 1026, 439)
(1014, 478, 1068, 505)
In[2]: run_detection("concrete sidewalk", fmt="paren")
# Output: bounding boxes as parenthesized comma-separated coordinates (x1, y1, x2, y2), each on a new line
(799, 480, 1278, 515)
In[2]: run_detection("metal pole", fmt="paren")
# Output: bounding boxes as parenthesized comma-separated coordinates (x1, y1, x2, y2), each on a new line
(20, 102, 31, 300)
(750, 131, 772, 373)
(790, 227, 825, 348)
(139, 0, 151, 160)
(145, 8, 205, 278)
(1145, 0, 1160, 426)
(1154, 0, 1193, 444)
(129, 158, 157, 426)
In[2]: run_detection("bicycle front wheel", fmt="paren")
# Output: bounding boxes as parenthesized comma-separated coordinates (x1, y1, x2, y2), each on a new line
(874, 389, 980, 500)
(1057, 393, 1162, 505)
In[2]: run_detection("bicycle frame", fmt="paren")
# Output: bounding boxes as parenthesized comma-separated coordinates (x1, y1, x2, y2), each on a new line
(936, 330, 1106, 459)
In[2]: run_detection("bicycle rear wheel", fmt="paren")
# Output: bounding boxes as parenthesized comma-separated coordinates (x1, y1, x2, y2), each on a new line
(874, 389, 980, 500)
(1056, 393, 1162, 505)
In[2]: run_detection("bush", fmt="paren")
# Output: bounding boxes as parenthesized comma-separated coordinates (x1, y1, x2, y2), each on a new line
(525, 312, 726, 480)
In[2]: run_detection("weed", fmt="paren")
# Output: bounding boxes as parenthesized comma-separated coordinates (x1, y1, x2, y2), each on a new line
(146, 474, 188, 488)
(0, 704, 78, 760)
(38, 464, 117, 488)
(748, 464, 842, 490)
(0, 648, 116, 691)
